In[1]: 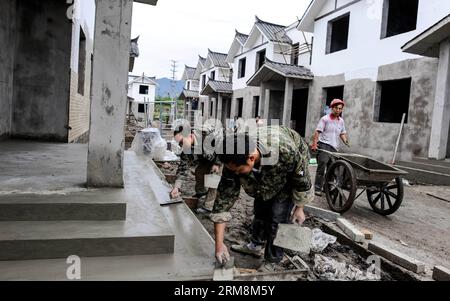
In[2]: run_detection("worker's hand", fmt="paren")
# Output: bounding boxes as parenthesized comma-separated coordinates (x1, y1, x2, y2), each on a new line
(291, 206, 306, 225)
(211, 164, 221, 174)
(170, 187, 181, 199)
(215, 243, 230, 265)
(343, 140, 351, 148)
(310, 143, 318, 152)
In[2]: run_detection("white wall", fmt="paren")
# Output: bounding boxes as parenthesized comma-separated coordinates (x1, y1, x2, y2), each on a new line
(272, 43, 292, 64)
(311, 0, 450, 79)
(200, 66, 230, 87)
(70, 0, 95, 71)
(128, 81, 156, 104)
(186, 79, 199, 91)
(232, 42, 269, 90)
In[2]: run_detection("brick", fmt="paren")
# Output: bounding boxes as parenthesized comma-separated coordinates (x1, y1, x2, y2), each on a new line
(304, 205, 340, 221)
(336, 218, 365, 243)
(368, 242, 425, 274)
(432, 265, 450, 281)
(213, 268, 234, 281)
(274, 224, 311, 254)
(361, 229, 373, 240)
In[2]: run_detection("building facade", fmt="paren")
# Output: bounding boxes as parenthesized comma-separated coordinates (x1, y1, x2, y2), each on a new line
(127, 74, 158, 122)
(299, 0, 450, 162)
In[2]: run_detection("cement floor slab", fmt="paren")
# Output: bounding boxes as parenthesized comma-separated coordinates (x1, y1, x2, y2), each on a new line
(0, 140, 87, 193)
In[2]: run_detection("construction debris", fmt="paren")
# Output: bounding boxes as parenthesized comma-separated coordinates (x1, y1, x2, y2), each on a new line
(313, 254, 380, 281)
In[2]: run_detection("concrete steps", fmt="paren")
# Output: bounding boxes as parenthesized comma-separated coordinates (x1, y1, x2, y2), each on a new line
(396, 158, 450, 185)
(0, 148, 176, 261)
(0, 219, 174, 261)
(0, 189, 127, 221)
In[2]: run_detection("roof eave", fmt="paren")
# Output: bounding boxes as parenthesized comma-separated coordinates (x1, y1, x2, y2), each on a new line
(297, 0, 323, 33)
(402, 15, 450, 58)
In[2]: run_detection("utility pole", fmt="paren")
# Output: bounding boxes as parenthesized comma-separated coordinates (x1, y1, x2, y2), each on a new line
(170, 60, 178, 121)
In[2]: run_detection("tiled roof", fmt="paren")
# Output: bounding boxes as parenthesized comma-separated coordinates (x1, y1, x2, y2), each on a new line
(199, 55, 207, 66)
(201, 80, 233, 95)
(255, 16, 292, 44)
(208, 49, 229, 68)
(247, 58, 314, 86)
(179, 89, 199, 99)
(265, 59, 314, 79)
(193, 55, 207, 80)
(184, 66, 196, 79)
(235, 30, 249, 45)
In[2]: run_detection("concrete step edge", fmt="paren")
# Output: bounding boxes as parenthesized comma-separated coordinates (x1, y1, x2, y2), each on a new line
(397, 161, 450, 174)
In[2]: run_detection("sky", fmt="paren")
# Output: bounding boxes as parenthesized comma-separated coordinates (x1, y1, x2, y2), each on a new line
(131, 0, 311, 79)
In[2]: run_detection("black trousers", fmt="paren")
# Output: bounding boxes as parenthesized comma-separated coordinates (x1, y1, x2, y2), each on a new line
(250, 197, 294, 263)
(314, 142, 337, 191)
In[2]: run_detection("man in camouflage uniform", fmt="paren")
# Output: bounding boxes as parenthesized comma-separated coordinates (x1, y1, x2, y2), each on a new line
(170, 122, 222, 211)
(211, 126, 313, 266)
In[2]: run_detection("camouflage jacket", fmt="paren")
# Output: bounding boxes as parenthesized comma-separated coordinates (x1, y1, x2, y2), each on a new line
(174, 127, 223, 188)
(210, 126, 313, 223)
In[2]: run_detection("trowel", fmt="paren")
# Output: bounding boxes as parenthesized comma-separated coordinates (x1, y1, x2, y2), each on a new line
(159, 195, 184, 206)
(213, 256, 235, 281)
(273, 224, 312, 254)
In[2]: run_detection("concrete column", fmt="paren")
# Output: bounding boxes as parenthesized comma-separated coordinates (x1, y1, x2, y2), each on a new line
(230, 98, 237, 119)
(259, 82, 266, 118)
(282, 78, 294, 127)
(87, 0, 133, 187)
(263, 89, 271, 120)
(203, 96, 210, 122)
(429, 39, 450, 160)
(217, 93, 223, 125)
(212, 97, 217, 119)
(187, 100, 192, 123)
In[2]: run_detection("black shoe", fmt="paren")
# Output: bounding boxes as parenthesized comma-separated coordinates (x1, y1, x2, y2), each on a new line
(193, 192, 207, 198)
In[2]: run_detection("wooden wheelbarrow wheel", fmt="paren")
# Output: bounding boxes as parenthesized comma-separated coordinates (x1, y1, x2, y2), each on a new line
(324, 160, 357, 213)
(366, 177, 404, 216)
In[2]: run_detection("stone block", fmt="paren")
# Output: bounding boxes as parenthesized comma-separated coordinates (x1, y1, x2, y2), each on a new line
(336, 218, 365, 243)
(368, 242, 425, 274)
(432, 265, 450, 281)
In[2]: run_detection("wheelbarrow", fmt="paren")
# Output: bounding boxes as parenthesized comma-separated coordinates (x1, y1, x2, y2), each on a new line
(319, 150, 408, 216)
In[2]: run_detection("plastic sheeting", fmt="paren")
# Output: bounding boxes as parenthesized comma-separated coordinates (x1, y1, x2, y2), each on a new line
(311, 228, 337, 253)
(130, 128, 178, 161)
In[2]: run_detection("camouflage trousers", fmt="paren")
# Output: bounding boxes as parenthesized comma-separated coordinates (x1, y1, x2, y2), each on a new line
(194, 161, 214, 195)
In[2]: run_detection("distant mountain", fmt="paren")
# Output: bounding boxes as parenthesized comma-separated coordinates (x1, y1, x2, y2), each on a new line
(155, 78, 185, 99)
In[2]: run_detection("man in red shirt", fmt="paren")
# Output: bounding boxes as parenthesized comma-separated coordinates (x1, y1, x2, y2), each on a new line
(311, 99, 350, 196)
